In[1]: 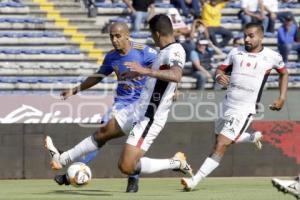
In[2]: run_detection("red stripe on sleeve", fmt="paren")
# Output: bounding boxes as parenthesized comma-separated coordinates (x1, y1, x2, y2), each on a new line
(218, 64, 229, 71)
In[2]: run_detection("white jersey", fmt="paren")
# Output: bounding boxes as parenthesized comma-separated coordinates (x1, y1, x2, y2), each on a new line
(134, 43, 186, 126)
(219, 46, 286, 114)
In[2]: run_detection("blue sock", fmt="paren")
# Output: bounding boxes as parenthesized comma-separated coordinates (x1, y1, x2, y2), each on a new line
(78, 150, 99, 164)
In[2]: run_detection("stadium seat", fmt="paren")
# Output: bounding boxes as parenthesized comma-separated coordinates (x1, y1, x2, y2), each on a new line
(130, 32, 151, 39)
(0, 77, 17, 83)
(94, 2, 114, 8)
(109, 17, 132, 23)
(154, 3, 174, 8)
(226, 2, 241, 8)
(0, 2, 24, 8)
(113, 2, 127, 8)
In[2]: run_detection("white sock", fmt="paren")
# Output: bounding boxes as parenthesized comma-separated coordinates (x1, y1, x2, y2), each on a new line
(193, 157, 219, 183)
(140, 157, 180, 174)
(60, 136, 98, 165)
(235, 132, 255, 143)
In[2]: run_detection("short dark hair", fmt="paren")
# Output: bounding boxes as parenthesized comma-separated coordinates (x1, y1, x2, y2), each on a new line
(244, 22, 264, 34)
(149, 14, 173, 36)
(284, 14, 293, 22)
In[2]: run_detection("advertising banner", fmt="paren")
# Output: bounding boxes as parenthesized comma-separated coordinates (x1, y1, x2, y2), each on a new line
(0, 94, 113, 123)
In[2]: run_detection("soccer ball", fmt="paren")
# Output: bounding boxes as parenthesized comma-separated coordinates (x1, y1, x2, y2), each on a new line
(66, 162, 92, 187)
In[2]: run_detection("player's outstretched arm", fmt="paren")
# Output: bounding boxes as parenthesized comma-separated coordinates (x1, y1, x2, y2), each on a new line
(60, 75, 103, 100)
(269, 69, 288, 111)
(125, 61, 182, 83)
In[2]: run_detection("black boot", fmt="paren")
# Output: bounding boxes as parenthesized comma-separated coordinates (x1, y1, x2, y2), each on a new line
(54, 174, 70, 186)
(126, 176, 139, 193)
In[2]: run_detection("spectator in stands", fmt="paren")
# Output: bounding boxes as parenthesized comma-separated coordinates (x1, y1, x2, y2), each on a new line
(167, 8, 193, 60)
(83, 0, 102, 17)
(200, 0, 233, 48)
(238, 0, 269, 32)
(263, 0, 295, 33)
(190, 39, 214, 89)
(277, 15, 300, 63)
(170, 0, 201, 18)
(190, 18, 210, 41)
(123, 0, 155, 32)
(190, 18, 224, 55)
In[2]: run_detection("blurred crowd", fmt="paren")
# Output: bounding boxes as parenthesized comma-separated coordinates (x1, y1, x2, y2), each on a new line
(83, 0, 300, 89)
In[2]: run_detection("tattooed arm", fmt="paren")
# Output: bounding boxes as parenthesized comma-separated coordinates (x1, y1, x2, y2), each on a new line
(124, 62, 183, 83)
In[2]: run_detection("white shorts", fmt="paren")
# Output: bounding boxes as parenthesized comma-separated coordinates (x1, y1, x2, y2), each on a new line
(126, 117, 163, 152)
(214, 107, 253, 141)
(102, 103, 135, 135)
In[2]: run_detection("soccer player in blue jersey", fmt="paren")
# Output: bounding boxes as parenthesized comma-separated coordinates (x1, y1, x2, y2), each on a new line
(46, 22, 157, 192)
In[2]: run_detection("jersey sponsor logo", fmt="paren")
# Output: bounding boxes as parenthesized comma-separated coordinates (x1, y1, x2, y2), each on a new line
(230, 83, 255, 93)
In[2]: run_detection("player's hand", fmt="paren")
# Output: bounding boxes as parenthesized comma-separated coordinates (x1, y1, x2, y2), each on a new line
(216, 74, 230, 87)
(269, 98, 285, 111)
(124, 62, 150, 75)
(60, 88, 76, 100)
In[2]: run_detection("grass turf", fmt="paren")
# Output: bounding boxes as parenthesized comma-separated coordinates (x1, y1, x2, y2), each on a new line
(0, 177, 296, 200)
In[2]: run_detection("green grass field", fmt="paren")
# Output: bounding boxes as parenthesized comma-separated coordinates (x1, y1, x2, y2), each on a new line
(0, 177, 296, 200)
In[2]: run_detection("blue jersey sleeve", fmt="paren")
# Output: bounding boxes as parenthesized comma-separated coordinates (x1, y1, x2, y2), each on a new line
(97, 54, 113, 76)
(143, 46, 157, 67)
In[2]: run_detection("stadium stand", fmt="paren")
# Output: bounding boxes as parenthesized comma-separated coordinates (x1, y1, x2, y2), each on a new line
(0, 0, 300, 92)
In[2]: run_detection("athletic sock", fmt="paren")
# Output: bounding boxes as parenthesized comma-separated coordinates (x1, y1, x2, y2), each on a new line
(193, 157, 220, 184)
(140, 157, 180, 174)
(77, 150, 99, 164)
(235, 132, 255, 143)
(60, 136, 98, 165)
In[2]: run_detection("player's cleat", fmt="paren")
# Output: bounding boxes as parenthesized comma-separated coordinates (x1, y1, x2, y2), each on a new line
(181, 177, 197, 191)
(272, 178, 300, 199)
(44, 136, 63, 170)
(126, 176, 139, 193)
(54, 174, 70, 186)
(172, 152, 193, 177)
(253, 131, 263, 150)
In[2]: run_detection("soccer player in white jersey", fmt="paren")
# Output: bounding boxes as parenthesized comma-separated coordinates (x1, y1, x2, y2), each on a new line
(45, 14, 193, 189)
(118, 14, 193, 178)
(272, 175, 300, 199)
(181, 22, 289, 191)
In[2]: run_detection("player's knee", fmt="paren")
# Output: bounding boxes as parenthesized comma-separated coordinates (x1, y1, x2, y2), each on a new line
(215, 141, 229, 155)
(92, 131, 107, 147)
(118, 160, 135, 175)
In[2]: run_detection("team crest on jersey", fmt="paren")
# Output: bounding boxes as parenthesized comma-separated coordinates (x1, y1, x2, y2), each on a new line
(174, 51, 181, 58)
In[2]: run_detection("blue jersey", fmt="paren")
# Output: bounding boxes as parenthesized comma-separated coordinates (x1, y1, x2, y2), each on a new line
(97, 43, 157, 106)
